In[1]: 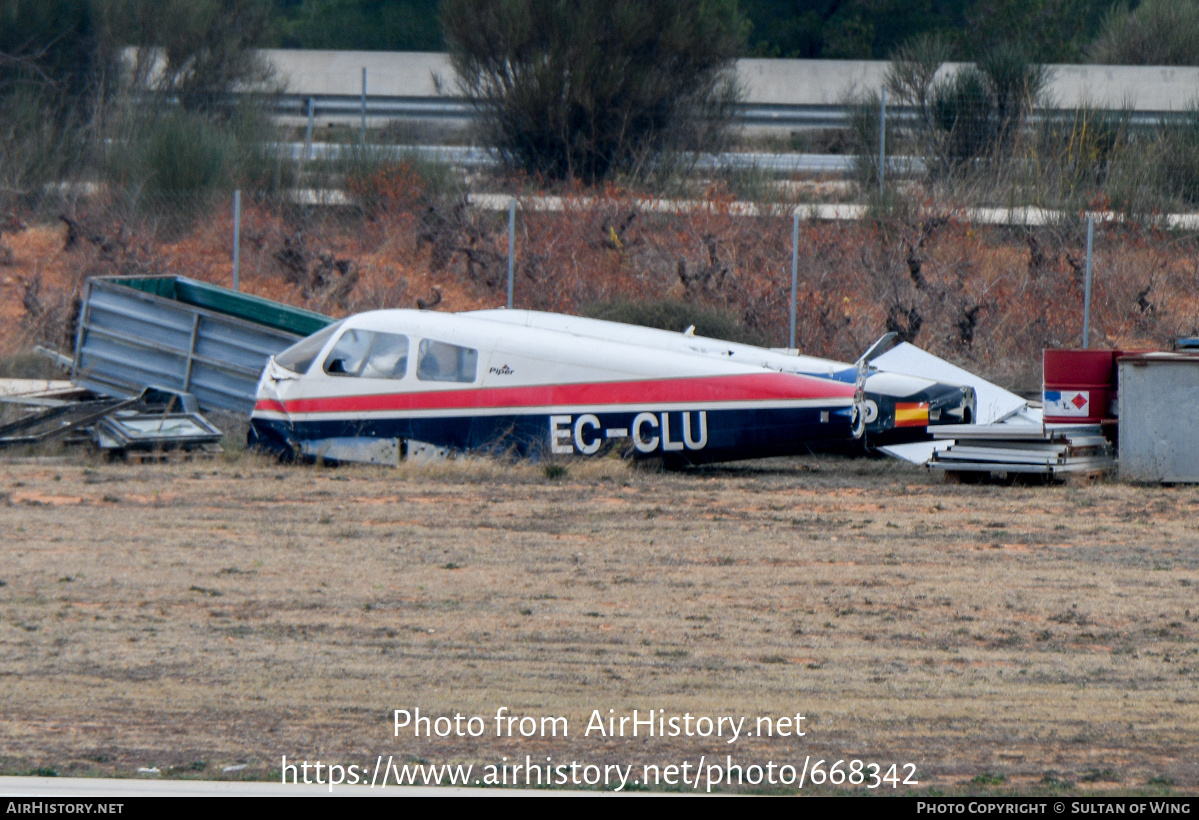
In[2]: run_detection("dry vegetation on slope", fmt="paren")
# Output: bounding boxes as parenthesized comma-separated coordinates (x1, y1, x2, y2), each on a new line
(4, 179, 1199, 392)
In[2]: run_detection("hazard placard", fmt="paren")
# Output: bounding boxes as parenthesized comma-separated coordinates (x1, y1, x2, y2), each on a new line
(1044, 389, 1090, 416)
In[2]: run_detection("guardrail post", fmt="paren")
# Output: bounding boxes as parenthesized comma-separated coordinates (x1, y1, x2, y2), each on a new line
(361, 67, 368, 145)
(878, 88, 886, 195)
(305, 96, 314, 162)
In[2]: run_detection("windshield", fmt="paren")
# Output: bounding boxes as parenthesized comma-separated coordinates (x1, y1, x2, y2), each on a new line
(273, 320, 345, 375)
(323, 329, 410, 379)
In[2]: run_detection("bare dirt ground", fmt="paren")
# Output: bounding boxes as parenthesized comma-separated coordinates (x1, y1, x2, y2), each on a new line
(1, 452, 1196, 794)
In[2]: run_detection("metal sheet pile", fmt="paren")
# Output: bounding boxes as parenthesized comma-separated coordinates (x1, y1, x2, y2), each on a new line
(0, 384, 222, 458)
(927, 423, 1115, 479)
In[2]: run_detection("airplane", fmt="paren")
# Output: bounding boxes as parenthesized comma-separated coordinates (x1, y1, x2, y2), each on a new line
(248, 309, 868, 465)
(466, 309, 976, 447)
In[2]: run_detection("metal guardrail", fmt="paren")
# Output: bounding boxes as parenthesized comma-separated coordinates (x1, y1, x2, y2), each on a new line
(266, 92, 1196, 133)
(270, 94, 474, 122)
(268, 94, 860, 130)
(276, 142, 925, 175)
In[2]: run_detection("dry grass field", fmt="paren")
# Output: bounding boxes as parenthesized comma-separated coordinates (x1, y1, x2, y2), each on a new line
(1, 451, 1196, 794)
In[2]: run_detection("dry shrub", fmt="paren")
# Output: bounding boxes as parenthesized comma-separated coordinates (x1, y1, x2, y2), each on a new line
(17, 270, 79, 352)
(582, 297, 770, 346)
(12, 206, 173, 354)
(512, 185, 798, 339)
(345, 160, 433, 223)
(385, 450, 632, 485)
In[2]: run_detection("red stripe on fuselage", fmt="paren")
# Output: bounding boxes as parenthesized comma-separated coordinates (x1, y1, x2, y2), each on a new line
(255, 373, 854, 415)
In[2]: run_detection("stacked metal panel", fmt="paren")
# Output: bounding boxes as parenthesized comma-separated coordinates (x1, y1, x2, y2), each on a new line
(927, 424, 1114, 478)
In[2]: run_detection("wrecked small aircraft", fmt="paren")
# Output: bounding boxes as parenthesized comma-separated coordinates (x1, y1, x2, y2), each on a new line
(467, 310, 976, 447)
(249, 309, 870, 465)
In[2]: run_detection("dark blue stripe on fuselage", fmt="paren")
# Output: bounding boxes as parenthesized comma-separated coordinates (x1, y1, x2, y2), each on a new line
(251, 405, 855, 465)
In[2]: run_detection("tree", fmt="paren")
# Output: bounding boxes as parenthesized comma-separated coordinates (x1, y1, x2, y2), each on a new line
(885, 35, 1049, 176)
(742, 0, 959, 60)
(1089, 0, 1199, 65)
(112, 0, 274, 112)
(268, 0, 443, 51)
(0, 1, 276, 114)
(441, 0, 747, 183)
(739, 1, 1123, 63)
(963, 0, 1121, 63)
(0, 1, 119, 203)
(0, 0, 109, 99)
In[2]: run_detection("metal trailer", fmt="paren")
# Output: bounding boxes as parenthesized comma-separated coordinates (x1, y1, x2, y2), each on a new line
(71, 276, 333, 414)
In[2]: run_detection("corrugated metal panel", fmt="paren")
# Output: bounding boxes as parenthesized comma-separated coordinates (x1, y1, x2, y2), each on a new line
(72, 278, 326, 414)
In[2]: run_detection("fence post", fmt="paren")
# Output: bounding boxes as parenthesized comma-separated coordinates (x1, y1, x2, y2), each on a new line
(232, 190, 241, 292)
(507, 198, 516, 310)
(878, 88, 886, 195)
(305, 96, 314, 162)
(1083, 215, 1094, 348)
(790, 210, 799, 349)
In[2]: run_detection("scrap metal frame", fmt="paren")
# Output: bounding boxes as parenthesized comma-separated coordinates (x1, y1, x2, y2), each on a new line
(70, 277, 312, 414)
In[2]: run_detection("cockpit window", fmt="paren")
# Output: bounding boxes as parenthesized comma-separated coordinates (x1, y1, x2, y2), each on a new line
(416, 339, 478, 383)
(323, 329, 410, 379)
(273, 320, 344, 375)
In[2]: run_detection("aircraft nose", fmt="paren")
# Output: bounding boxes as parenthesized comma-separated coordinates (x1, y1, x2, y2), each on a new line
(254, 358, 294, 426)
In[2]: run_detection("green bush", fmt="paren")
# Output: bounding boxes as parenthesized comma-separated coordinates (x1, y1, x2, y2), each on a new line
(226, 101, 296, 194)
(885, 36, 1048, 178)
(0, 352, 62, 379)
(1156, 105, 1199, 206)
(977, 44, 1051, 156)
(932, 67, 996, 169)
(0, 88, 85, 209)
(141, 111, 236, 196)
(102, 100, 292, 220)
(848, 90, 895, 186)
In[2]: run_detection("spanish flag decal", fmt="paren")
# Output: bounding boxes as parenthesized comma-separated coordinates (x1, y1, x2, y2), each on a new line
(894, 402, 930, 427)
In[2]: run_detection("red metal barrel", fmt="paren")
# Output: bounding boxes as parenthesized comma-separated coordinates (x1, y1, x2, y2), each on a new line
(1043, 349, 1115, 423)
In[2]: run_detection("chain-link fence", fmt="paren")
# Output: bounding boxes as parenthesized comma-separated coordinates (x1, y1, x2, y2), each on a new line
(6, 178, 1199, 393)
